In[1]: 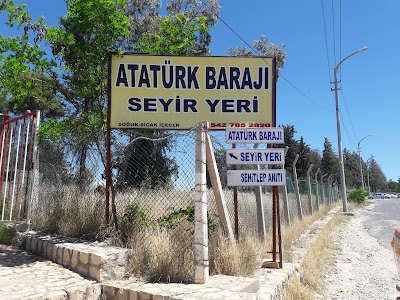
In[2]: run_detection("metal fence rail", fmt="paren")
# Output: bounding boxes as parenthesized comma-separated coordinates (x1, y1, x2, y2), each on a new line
(0, 111, 40, 222)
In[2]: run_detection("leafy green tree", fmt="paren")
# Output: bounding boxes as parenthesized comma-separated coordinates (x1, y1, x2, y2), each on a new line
(115, 131, 178, 189)
(0, 1, 62, 118)
(277, 124, 298, 174)
(42, 0, 130, 181)
(123, 0, 220, 54)
(369, 156, 387, 192)
(296, 136, 311, 179)
(321, 137, 339, 182)
(309, 149, 322, 176)
(165, 0, 220, 55)
(388, 179, 398, 193)
(343, 148, 361, 189)
(134, 14, 209, 55)
(228, 35, 287, 77)
(39, 139, 72, 184)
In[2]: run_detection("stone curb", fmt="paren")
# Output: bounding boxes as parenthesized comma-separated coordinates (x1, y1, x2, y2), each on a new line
(20, 232, 131, 282)
(2, 206, 340, 299)
(97, 207, 339, 299)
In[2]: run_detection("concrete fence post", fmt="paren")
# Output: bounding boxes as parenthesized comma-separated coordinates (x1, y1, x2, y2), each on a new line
(315, 168, 320, 211)
(321, 173, 327, 205)
(292, 154, 302, 221)
(281, 146, 290, 225)
(194, 121, 209, 283)
(327, 174, 333, 205)
(306, 164, 313, 215)
(334, 182, 339, 202)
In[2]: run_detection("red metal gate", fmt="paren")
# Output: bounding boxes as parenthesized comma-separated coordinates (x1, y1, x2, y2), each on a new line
(0, 111, 40, 222)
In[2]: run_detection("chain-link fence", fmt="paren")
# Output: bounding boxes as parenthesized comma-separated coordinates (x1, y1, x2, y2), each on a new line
(31, 125, 340, 283)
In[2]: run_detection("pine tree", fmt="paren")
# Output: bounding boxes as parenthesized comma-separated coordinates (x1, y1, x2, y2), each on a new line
(321, 137, 339, 182)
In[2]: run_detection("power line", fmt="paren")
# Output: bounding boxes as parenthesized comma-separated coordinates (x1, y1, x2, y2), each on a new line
(340, 111, 356, 149)
(198, 0, 332, 112)
(339, 0, 342, 80)
(280, 80, 332, 112)
(337, 0, 359, 149)
(331, 0, 338, 68)
(340, 89, 358, 143)
(321, 0, 332, 83)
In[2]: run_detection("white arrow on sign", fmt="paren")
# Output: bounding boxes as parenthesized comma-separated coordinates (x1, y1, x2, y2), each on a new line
(227, 169, 286, 187)
(226, 149, 285, 165)
(225, 127, 284, 144)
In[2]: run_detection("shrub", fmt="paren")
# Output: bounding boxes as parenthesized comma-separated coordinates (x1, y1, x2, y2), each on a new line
(123, 203, 216, 233)
(348, 189, 369, 203)
(124, 203, 150, 227)
(157, 206, 216, 234)
(0, 223, 19, 245)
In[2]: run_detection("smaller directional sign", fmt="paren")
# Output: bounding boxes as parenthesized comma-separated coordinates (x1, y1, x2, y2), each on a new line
(225, 128, 284, 144)
(227, 169, 286, 187)
(226, 149, 285, 165)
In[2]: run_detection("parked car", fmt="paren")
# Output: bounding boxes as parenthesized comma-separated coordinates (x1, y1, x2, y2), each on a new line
(368, 193, 385, 199)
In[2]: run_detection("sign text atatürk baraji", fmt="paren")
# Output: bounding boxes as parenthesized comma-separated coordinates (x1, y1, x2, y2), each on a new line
(110, 54, 274, 129)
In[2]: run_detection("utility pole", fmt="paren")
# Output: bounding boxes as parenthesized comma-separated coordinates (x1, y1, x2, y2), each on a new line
(331, 46, 368, 212)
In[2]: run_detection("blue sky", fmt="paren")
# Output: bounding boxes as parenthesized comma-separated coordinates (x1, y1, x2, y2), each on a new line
(1, 0, 399, 181)
(208, 0, 399, 181)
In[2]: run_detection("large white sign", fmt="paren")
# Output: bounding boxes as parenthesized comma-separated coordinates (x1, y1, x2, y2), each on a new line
(225, 128, 284, 144)
(226, 149, 285, 165)
(227, 170, 286, 186)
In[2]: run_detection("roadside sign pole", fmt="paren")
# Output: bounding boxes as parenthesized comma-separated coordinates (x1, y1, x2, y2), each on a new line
(232, 143, 239, 240)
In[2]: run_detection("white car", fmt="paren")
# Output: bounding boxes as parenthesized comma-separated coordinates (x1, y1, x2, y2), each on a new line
(368, 193, 385, 199)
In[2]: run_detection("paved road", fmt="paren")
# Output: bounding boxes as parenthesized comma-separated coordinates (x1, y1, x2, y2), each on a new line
(364, 197, 400, 250)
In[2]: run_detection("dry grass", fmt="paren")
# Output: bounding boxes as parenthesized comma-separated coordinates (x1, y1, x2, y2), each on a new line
(283, 208, 345, 299)
(114, 188, 193, 220)
(257, 205, 332, 262)
(32, 183, 343, 285)
(283, 274, 315, 300)
(209, 230, 260, 277)
(33, 185, 103, 239)
(127, 221, 194, 283)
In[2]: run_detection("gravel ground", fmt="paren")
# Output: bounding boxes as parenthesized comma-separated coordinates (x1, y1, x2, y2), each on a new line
(325, 208, 400, 300)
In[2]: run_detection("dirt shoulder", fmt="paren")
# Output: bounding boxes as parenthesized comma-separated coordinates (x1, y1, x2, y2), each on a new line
(325, 207, 399, 299)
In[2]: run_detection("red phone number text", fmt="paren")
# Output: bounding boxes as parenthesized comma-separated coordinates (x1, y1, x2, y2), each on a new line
(210, 123, 271, 128)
